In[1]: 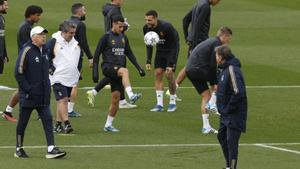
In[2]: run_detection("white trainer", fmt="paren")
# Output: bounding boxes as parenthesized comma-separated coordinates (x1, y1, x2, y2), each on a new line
(202, 127, 218, 134)
(119, 102, 137, 109)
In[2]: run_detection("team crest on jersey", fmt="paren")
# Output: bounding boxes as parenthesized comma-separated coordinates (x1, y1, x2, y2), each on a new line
(112, 39, 116, 45)
(122, 38, 125, 44)
(35, 56, 40, 63)
(160, 32, 164, 36)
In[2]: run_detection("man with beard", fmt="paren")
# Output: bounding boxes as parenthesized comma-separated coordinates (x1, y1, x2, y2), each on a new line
(143, 10, 179, 112)
(67, 3, 93, 117)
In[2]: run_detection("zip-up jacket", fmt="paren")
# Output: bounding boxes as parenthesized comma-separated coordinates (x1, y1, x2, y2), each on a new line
(15, 42, 51, 107)
(93, 31, 143, 82)
(217, 56, 248, 132)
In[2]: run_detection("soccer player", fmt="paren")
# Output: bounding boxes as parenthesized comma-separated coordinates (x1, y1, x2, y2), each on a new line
(93, 15, 144, 132)
(215, 45, 247, 169)
(1, 5, 43, 123)
(0, 0, 7, 76)
(166, 0, 221, 101)
(186, 26, 232, 134)
(47, 21, 80, 134)
(143, 10, 179, 112)
(14, 26, 66, 159)
(67, 3, 93, 117)
(86, 0, 135, 109)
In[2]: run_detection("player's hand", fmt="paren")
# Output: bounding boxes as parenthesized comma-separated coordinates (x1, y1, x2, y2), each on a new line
(88, 59, 93, 68)
(138, 68, 146, 77)
(145, 64, 151, 71)
(165, 67, 173, 74)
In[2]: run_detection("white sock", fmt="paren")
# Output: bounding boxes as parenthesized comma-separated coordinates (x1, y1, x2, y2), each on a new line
(68, 102, 74, 113)
(105, 115, 114, 128)
(202, 114, 211, 129)
(6, 105, 14, 112)
(169, 94, 176, 105)
(119, 99, 126, 104)
(125, 86, 134, 98)
(208, 92, 217, 106)
(91, 89, 97, 96)
(48, 145, 55, 152)
(156, 90, 164, 106)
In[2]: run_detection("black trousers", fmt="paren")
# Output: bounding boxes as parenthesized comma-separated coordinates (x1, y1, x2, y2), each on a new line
(217, 123, 241, 169)
(94, 77, 126, 100)
(16, 105, 54, 148)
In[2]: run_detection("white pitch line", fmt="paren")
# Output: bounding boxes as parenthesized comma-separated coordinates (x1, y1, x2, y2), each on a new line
(0, 143, 299, 149)
(2, 85, 300, 91)
(255, 144, 300, 155)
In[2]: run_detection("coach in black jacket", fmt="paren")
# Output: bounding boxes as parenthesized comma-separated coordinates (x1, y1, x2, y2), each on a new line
(0, 0, 8, 75)
(215, 45, 247, 169)
(14, 26, 66, 159)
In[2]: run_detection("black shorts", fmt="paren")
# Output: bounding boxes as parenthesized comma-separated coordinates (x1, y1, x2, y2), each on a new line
(186, 68, 217, 94)
(103, 66, 124, 93)
(0, 59, 4, 74)
(52, 83, 72, 101)
(154, 49, 178, 71)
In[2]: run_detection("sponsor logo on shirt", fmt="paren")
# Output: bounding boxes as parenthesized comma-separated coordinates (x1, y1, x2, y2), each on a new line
(112, 48, 124, 56)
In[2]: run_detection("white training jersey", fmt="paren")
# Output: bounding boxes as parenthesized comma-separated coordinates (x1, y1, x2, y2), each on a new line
(50, 31, 81, 87)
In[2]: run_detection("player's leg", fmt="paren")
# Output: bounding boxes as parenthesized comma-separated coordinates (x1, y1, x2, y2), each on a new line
(227, 127, 241, 169)
(165, 69, 177, 112)
(68, 85, 81, 117)
(52, 83, 73, 134)
(104, 79, 121, 132)
(15, 106, 33, 158)
(150, 68, 164, 112)
(86, 77, 111, 107)
(119, 86, 137, 109)
(217, 123, 230, 168)
(1, 90, 19, 122)
(117, 67, 141, 104)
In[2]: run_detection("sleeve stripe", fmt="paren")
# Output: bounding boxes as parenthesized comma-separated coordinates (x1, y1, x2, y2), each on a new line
(229, 65, 239, 94)
(18, 47, 31, 74)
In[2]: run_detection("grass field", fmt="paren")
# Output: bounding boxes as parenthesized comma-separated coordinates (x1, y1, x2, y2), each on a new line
(0, 0, 300, 169)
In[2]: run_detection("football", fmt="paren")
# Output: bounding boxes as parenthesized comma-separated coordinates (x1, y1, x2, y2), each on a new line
(144, 31, 160, 46)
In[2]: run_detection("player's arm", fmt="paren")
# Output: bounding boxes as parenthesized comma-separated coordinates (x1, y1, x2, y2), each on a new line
(124, 36, 145, 77)
(19, 26, 31, 49)
(14, 47, 32, 93)
(182, 10, 192, 43)
(45, 38, 57, 75)
(143, 26, 153, 70)
(92, 34, 108, 83)
(77, 23, 93, 67)
(166, 26, 179, 70)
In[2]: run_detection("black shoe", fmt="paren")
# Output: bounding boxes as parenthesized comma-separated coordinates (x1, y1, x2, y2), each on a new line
(64, 124, 74, 134)
(53, 124, 64, 133)
(14, 148, 29, 158)
(45, 147, 66, 159)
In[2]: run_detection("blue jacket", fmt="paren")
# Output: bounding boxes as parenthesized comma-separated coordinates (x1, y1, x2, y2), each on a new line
(15, 42, 51, 107)
(216, 55, 247, 132)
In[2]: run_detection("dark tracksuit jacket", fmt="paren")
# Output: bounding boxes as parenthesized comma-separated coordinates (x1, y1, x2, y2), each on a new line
(102, 3, 122, 33)
(0, 14, 8, 73)
(143, 20, 180, 68)
(15, 43, 51, 107)
(217, 56, 248, 132)
(187, 0, 211, 47)
(186, 36, 222, 79)
(14, 42, 54, 147)
(93, 31, 143, 82)
(17, 20, 33, 51)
